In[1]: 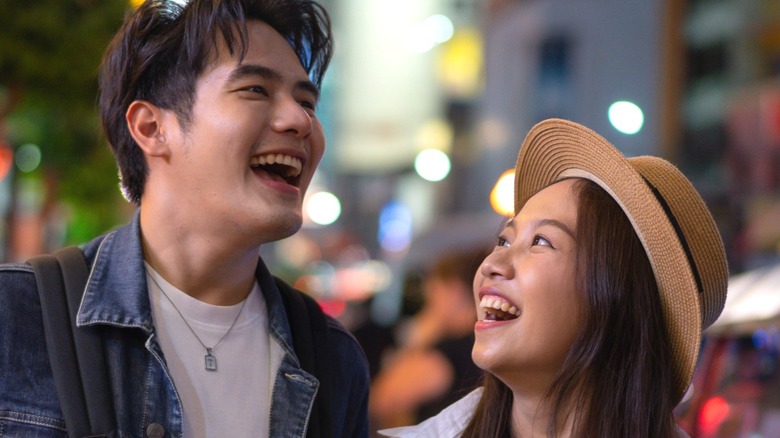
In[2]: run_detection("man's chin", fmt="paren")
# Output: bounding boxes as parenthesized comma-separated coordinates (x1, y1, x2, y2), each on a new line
(270, 215, 303, 241)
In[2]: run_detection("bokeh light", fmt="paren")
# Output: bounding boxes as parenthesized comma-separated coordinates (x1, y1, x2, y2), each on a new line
(414, 149, 451, 182)
(305, 191, 341, 226)
(0, 143, 12, 181)
(608, 100, 644, 134)
(437, 28, 483, 98)
(378, 201, 412, 253)
(15, 143, 42, 173)
(698, 396, 730, 436)
(414, 119, 452, 152)
(490, 169, 515, 216)
(406, 14, 454, 53)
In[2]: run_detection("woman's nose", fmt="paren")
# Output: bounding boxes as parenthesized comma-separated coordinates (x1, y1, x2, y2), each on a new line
(479, 250, 514, 280)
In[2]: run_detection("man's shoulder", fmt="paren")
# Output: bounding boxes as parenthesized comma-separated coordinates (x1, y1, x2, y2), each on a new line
(0, 261, 38, 299)
(272, 277, 368, 370)
(0, 229, 109, 295)
(0, 260, 62, 423)
(324, 314, 365, 356)
(0, 261, 34, 275)
(0, 259, 46, 314)
(0, 226, 121, 323)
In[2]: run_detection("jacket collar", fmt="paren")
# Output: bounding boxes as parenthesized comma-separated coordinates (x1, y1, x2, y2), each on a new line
(77, 209, 153, 331)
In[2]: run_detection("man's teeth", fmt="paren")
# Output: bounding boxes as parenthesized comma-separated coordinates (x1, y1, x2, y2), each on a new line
(480, 296, 520, 320)
(250, 154, 302, 177)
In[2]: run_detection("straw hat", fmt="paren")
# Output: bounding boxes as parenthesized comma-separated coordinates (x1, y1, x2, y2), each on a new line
(514, 118, 728, 403)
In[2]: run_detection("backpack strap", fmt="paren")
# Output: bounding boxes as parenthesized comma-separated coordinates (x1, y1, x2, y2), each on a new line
(273, 276, 333, 438)
(28, 246, 115, 438)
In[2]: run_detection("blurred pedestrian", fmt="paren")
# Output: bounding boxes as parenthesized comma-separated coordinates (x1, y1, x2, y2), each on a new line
(370, 248, 489, 429)
(352, 295, 397, 381)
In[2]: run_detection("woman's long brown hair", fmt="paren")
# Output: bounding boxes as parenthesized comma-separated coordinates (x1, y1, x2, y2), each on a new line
(461, 179, 678, 437)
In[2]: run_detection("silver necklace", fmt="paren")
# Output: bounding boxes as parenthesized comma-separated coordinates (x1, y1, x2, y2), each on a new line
(148, 273, 248, 372)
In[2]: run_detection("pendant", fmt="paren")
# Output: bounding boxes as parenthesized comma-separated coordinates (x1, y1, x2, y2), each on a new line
(205, 348, 217, 371)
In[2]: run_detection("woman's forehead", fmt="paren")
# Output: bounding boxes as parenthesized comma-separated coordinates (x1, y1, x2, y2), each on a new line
(514, 180, 580, 223)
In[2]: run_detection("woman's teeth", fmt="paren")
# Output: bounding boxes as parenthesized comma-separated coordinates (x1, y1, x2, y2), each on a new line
(480, 296, 520, 321)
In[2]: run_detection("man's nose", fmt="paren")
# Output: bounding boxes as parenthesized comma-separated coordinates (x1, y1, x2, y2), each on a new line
(270, 97, 313, 138)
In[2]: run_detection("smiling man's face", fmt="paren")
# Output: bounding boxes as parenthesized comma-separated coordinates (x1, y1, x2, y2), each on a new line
(154, 19, 325, 243)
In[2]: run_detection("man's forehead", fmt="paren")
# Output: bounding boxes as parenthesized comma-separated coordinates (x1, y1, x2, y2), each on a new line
(207, 20, 306, 74)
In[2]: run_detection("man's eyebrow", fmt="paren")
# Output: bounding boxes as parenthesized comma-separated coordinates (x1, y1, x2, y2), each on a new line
(227, 64, 320, 100)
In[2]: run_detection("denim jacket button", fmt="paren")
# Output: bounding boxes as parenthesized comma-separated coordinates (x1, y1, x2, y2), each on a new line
(146, 423, 165, 438)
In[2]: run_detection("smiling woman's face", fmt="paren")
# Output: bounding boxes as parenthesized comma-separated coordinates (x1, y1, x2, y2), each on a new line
(472, 179, 583, 389)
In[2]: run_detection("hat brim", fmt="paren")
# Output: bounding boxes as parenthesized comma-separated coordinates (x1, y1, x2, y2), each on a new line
(513, 118, 726, 403)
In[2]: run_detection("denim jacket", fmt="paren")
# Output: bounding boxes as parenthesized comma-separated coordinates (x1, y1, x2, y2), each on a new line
(0, 211, 369, 437)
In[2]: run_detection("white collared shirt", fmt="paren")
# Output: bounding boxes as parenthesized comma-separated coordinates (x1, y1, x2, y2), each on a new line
(378, 388, 482, 438)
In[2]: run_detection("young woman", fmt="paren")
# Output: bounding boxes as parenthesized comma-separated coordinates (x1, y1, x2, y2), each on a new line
(380, 118, 728, 437)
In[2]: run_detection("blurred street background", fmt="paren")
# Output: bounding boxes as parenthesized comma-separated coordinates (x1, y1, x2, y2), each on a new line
(2, 0, 780, 436)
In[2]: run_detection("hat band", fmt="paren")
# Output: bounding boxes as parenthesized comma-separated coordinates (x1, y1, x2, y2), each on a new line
(642, 177, 704, 294)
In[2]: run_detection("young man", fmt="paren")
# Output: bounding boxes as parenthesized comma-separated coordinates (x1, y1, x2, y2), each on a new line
(0, 1, 369, 437)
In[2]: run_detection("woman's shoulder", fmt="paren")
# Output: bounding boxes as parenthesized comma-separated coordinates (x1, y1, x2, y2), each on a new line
(378, 387, 483, 438)
(676, 425, 691, 438)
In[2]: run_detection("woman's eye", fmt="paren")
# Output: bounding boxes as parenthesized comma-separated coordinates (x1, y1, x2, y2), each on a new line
(496, 236, 510, 247)
(531, 235, 551, 247)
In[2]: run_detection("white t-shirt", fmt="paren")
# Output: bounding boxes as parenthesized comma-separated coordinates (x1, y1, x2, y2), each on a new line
(146, 264, 283, 437)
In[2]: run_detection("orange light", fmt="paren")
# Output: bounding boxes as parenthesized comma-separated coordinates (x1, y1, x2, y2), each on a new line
(490, 169, 514, 216)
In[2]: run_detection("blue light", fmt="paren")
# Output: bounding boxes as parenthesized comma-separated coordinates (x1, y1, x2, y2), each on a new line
(753, 329, 769, 350)
(378, 201, 412, 253)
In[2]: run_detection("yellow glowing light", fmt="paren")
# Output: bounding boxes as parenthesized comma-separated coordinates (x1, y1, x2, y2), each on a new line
(437, 28, 483, 98)
(490, 169, 515, 216)
(414, 119, 453, 153)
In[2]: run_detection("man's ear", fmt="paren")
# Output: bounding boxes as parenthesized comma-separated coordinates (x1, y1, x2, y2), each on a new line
(126, 100, 170, 157)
